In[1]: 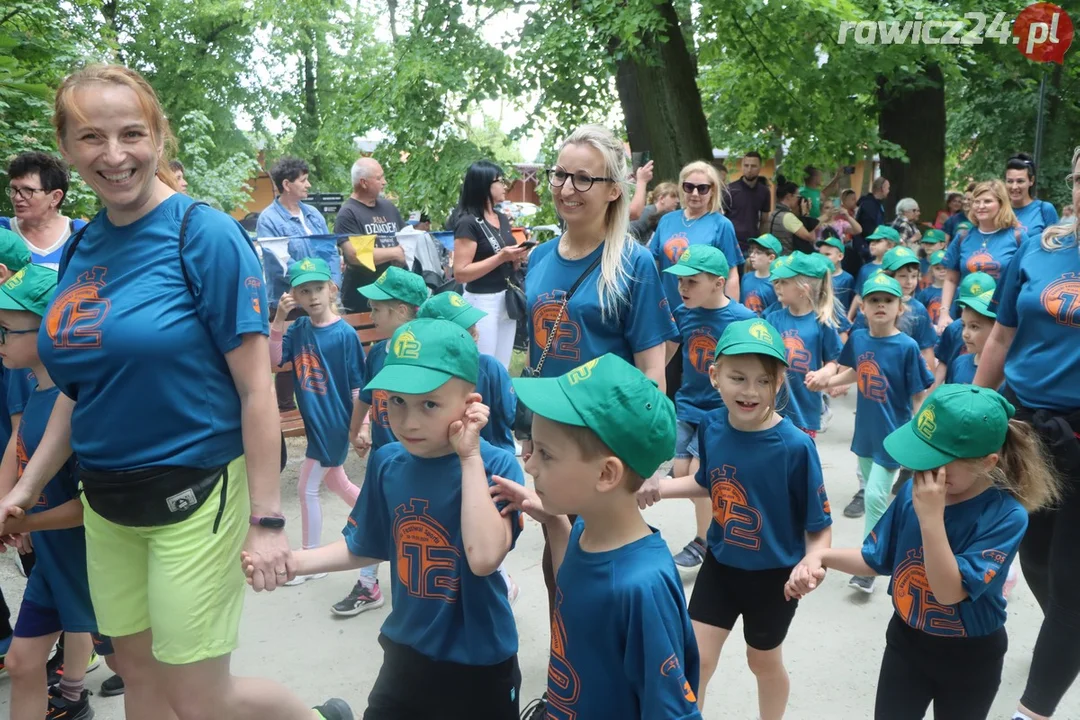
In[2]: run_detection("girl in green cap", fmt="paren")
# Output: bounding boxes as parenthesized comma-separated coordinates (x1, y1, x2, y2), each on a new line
(786, 384, 1061, 720)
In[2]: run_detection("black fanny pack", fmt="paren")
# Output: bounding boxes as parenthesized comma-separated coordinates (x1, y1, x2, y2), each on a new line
(80, 464, 229, 531)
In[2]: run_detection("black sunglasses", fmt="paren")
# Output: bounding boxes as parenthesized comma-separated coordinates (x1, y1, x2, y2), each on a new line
(682, 182, 712, 195)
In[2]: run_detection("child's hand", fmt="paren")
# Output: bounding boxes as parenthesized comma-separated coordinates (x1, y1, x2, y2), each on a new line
(803, 370, 828, 392)
(636, 474, 664, 509)
(785, 554, 826, 600)
(912, 467, 948, 525)
(828, 384, 850, 398)
(275, 292, 297, 322)
(490, 475, 555, 524)
(449, 393, 489, 459)
(352, 424, 371, 458)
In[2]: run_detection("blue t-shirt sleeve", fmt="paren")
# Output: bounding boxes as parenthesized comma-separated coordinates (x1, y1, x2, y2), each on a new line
(861, 490, 905, 575)
(5, 370, 33, 416)
(493, 364, 517, 440)
(714, 218, 743, 268)
(906, 344, 934, 393)
(992, 246, 1025, 328)
(800, 441, 832, 533)
(955, 502, 1028, 602)
(693, 421, 710, 490)
(488, 448, 526, 546)
(624, 247, 679, 353)
(343, 446, 392, 559)
(1041, 201, 1059, 231)
(838, 334, 856, 368)
(359, 345, 380, 405)
(943, 236, 961, 272)
(623, 583, 702, 720)
(647, 228, 663, 263)
(346, 331, 365, 391)
(914, 307, 937, 349)
(183, 207, 270, 355)
(821, 324, 843, 363)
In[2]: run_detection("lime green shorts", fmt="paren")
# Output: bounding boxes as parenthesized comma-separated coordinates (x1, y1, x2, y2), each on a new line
(82, 456, 250, 665)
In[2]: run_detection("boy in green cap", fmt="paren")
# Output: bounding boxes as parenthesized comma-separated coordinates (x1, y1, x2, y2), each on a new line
(644, 318, 831, 718)
(786, 384, 1061, 719)
(850, 225, 902, 321)
(918, 228, 947, 287)
(0, 264, 116, 719)
(815, 233, 855, 315)
(915, 248, 947, 325)
(742, 234, 782, 315)
(948, 289, 996, 386)
(873, 246, 937, 369)
(932, 271, 996, 388)
(492, 353, 701, 720)
(249, 317, 527, 718)
(660, 245, 755, 572)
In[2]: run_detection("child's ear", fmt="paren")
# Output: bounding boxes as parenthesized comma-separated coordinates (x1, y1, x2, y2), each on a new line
(595, 456, 629, 494)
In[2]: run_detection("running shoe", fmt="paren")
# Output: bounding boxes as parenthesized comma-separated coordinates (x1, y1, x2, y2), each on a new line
(314, 697, 354, 719)
(673, 538, 706, 571)
(284, 572, 329, 587)
(521, 693, 548, 720)
(843, 489, 865, 519)
(849, 575, 875, 594)
(99, 674, 125, 697)
(819, 402, 833, 434)
(331, 580, 385, 616)
(47, 686, 94, 720)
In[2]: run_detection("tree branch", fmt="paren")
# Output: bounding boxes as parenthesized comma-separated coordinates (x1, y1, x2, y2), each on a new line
(0, 8, 22, 27)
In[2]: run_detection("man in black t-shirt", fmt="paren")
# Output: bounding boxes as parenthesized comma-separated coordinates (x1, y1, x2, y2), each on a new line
(335, 158, 406, 312)
(726, 152, 772, 255)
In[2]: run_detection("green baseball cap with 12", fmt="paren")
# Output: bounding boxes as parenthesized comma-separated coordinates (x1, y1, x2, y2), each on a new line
(921, 228, 947, 244)
(957, 290, 996, 319)
(883, 384, 1014, 471)
(417, 291, 487, 330)
(714, 318, 789, 366)
(0, 264, 58, 317)
(512, 353, 675, 479)
(0, 229, 31, 273)
(866, 226, 902, 244)
(364, 318, 479, 394)
(816, 237, 845, 253)
(288, 257, 332, 287)
(770, 251, 831, 280)
(768, 255, 791, 281)
(929, 250, 946, 266)
(358, 266, 430, 307)
(882, 246, 920, 272)
(662, 244, 730, 278)
(749, 234, 783, 256)
(862, 273, 903, 299)
(959, 272, 995, 299)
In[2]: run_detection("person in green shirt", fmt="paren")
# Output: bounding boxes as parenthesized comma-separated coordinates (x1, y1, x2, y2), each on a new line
(799, 166, 843, 218)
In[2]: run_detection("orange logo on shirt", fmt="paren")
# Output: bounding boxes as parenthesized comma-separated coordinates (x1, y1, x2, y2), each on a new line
(660, 654, 697, 705)
(46, 267, 111, 350)
(855, 351, 888, 403)
(663, 235, 690, 265)
(925, 297, 942, 325)
(965, 250, 1000, 278)
(393, 498, 460, 602)
(892, 547, 966, 636)
(981, 549, 1008, 584)
(1040, 274, 1080, 328)
(293, 346, 328, 395)
(744, 292, 764, 314)
(547, 589, 581, 717)
(687, 329, 717, 374)
(818, 484, 831, 516)
(372, 390, 390, 429)
(709, 465, 762, 550)
(532, 293, 582, 362)
(245, 276, 262, 315)
(781, 330, 811, 373)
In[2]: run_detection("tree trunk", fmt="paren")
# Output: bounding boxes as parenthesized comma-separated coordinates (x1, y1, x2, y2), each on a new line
(877, 62, 945, 221)
(615, 0, 713, 185)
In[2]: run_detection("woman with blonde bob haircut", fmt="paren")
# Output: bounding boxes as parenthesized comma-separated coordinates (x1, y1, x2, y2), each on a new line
(937, 179, 1021, 331)
(0, 64, 352, 720)
(523, 123, 679, 618)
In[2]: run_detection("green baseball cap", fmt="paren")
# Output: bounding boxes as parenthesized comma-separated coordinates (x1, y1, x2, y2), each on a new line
(882, 246, 920, 272)
(957, 289, 996, 319)
(959, 272, 995, 299)
(749, 234, 783, 256)
(929, 250, 946, 266)
(921, 228, 947, 244)
(862, 273, 903, 299)
(364, 318, 478, 394)
(0, 264, 58, 317)
(866, 226, 902, 244)
(768, 255, 791, 281)
(418, 291, 487, 330)
(359, 266, 430, 307)
(288, 257, 332, 287)
(714, 318, 789, 366)
(957, 221, 973, 231)
(883, 384, 1014, 471)
(816, 237, 845, 253)
(662, 244, 730, 278)
(770, 251, 831, 280)
(512, 353, 675, 479)
(0, 230, 31, 272)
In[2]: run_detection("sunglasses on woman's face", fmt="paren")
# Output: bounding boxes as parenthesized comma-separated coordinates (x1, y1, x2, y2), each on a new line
(683, 182, 712, 195)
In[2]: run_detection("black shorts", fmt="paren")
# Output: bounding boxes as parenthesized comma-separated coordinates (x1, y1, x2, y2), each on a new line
(688, 552, 798, 651)
(364, 634, 521, 720)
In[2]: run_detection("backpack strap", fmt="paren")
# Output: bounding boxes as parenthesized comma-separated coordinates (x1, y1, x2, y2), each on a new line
(177, 201, 211, 296)
(57, 222, 92, 281)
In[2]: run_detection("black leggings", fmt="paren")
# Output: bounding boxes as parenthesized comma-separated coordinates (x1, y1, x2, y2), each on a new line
(1018, 417, 1080, 716)
(875, 615, 1006, 720)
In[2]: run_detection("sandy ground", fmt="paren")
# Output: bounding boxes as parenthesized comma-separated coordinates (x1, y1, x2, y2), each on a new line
(0, 391, 1076, 719)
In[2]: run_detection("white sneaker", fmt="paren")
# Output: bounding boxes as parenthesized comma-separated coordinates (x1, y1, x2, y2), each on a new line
(284, 572, 328, 587)
(820, 405, 833, 434)
(849, 575, 875, 594)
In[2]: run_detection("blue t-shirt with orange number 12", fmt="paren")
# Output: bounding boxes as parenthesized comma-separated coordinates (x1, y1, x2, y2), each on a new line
(649, 212, 744, 313)
(740, 272, 776, 316)
(763, 307, 843, 431)
(548, 518, 702, 720)
(839, 330, 933, 469)
(695, 408, 832, 570)
(281, 317, 366, 466)
(673, 302, 756, 425)
(477, 353, 516, 454)
(863, 482, 1027, 637)
(359, 340, 396, 450)
(831, 270, 856, 315)
(343, 440, 524, 665)
(39, 194, 269, 471)
(526, 239, 677, 379)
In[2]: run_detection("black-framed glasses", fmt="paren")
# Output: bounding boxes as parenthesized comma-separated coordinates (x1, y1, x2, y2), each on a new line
(546, 168, 615, 193)
(682, 182, 712, 195)
(5, 186, 46, 201)
(0, 327, 40, 345)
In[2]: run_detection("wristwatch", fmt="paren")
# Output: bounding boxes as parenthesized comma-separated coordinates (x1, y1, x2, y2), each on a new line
(250, 514, 286, 530)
